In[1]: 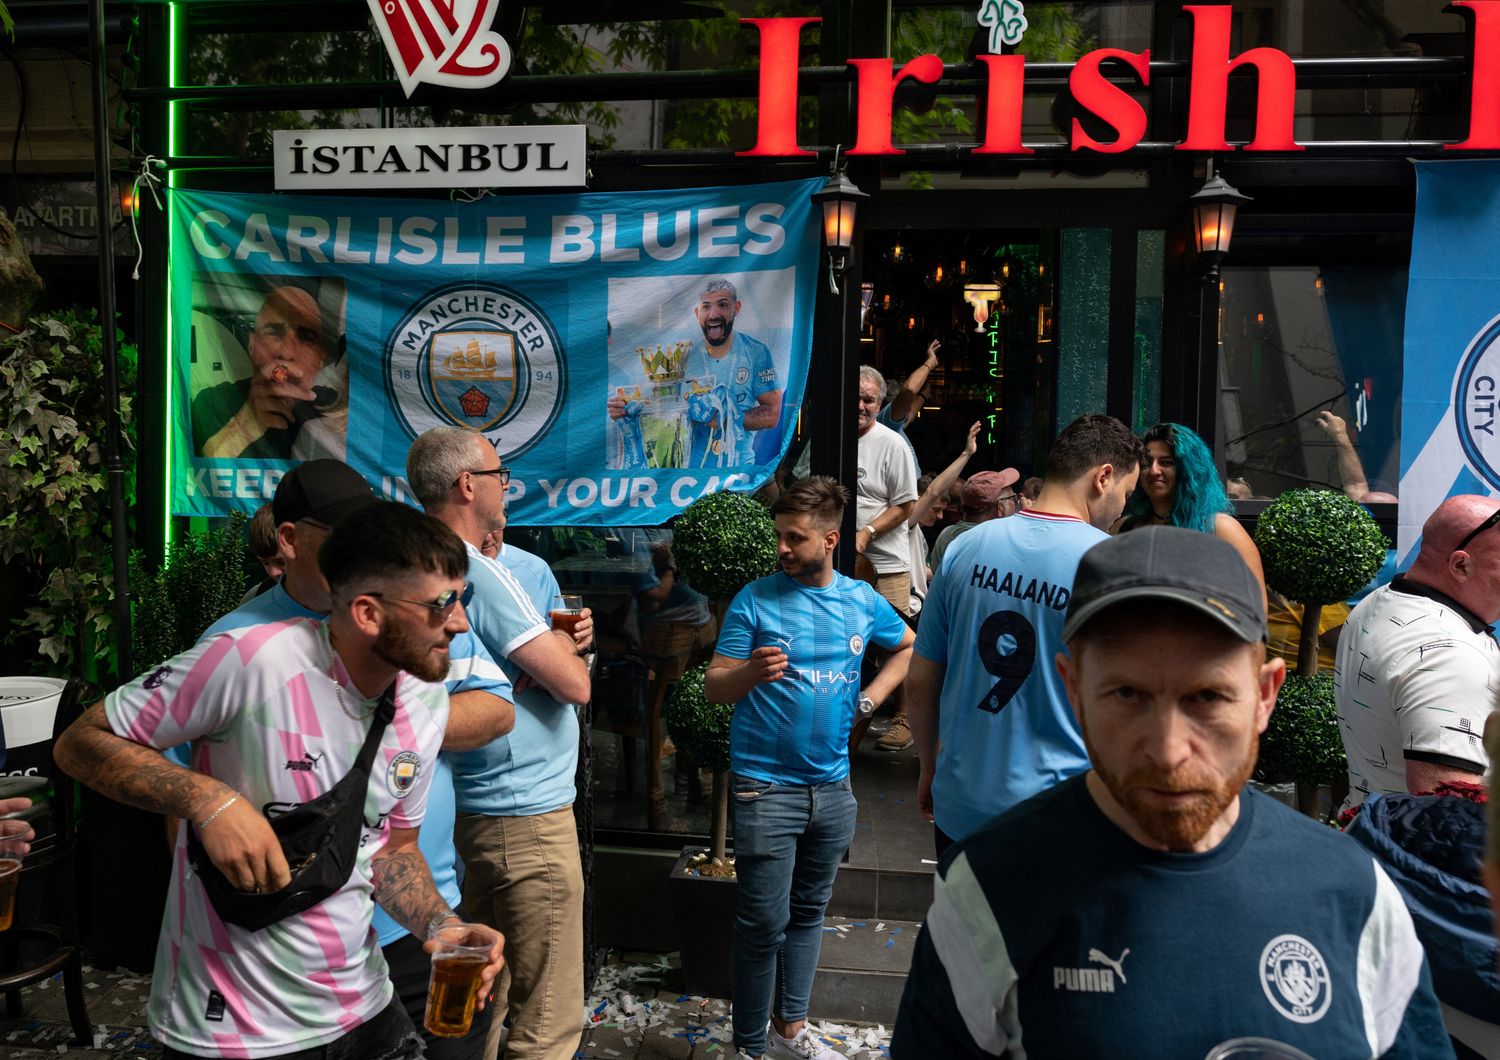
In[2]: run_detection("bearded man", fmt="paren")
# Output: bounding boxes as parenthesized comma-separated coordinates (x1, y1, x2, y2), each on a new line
(892, 527, 1453, 1059)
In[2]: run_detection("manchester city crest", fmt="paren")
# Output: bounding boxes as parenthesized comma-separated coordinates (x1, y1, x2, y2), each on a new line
(1258, 934, 1331, 1024)
(385, 282, 565, 460)
(1453, 311, 1500, 491)
(386, 750, 423, 799)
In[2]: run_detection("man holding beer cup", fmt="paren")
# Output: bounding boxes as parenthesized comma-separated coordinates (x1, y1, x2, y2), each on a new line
(55, 503, 504, 1057)
(408, 427, 593, 1060)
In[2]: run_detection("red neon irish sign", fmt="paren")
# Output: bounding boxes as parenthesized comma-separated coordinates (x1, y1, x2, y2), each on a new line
(737, 3, 1500, 156)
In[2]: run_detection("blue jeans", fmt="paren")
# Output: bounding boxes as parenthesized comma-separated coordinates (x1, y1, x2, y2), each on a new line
(730, 774, 857, 1055)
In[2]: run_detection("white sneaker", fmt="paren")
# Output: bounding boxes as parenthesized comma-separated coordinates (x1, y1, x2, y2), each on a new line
(766, 1023, 844, 1060)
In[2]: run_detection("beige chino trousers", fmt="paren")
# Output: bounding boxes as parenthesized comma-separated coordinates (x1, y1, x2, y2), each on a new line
(455, 804, 584, 1060)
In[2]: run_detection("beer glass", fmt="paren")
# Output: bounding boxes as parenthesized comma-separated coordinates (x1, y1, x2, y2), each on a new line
(423, 922, 490, 1038)
(1204, 1039, 1316, 1060)
(550, 594, 585, 636)
(0, 839, 26, 932)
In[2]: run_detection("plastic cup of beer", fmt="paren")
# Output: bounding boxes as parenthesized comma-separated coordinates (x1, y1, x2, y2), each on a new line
(424, 922, 490, 1038)
(551, 594, 585, 636)
(1204, 1039, 1315, 1060)
(0, 840, 25, 932)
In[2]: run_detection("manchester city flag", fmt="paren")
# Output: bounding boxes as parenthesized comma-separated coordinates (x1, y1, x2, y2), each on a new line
(169, 178, 820, 524)
(1399, 159, 1500, 558)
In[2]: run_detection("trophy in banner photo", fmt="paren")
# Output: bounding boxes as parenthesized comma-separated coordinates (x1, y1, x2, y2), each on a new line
(613, 340, 696, 469)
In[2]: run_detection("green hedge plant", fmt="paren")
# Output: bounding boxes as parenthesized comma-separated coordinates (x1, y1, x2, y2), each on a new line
(131, 512, 251, 671)
(1257, 673, 1345, 786)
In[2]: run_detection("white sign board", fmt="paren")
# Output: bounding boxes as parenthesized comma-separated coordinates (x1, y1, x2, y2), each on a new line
(272, 126, 587, 191)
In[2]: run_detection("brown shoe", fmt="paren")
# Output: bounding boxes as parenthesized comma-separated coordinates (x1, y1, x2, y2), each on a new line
(876, 714, 914, 751)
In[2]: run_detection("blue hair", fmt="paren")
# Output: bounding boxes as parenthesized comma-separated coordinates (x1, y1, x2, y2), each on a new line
(1121, 423, 1232, 534)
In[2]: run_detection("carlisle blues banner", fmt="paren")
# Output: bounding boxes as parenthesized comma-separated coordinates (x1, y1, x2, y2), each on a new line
(168, 178, 820, 523)
(1399, 160, 1500, 558)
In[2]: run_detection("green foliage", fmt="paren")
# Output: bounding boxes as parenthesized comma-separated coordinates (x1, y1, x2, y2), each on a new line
(0, 2, 13, 41)
(1254, 489, 1388, 606)
(1258, 673, 1346, 785)
(662, 662, 732, 775)
(131, 513, 252, 672)
(0, 311, 137, 674)
(671, 491, 778, 601)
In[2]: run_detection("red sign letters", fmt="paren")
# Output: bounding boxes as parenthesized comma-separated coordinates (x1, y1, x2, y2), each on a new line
(738, 2, 1500, 156)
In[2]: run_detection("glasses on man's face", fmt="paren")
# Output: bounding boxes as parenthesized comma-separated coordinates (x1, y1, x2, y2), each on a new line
(454, 466, 510, 488)
(370, 582, 474, 619)
(1455, 509, 1500, 554)
(996, 492, 1018, 505)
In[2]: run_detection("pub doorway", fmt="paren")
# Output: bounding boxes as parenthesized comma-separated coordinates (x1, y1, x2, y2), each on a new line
(858, 229, 1057, 483)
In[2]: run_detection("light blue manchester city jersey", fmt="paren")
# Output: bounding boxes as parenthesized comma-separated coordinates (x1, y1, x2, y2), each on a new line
(449, 542, 580, 818)
(718, 570, 908, 785)
(915, 510, 1106, 841)
(681, 332, 777, 467)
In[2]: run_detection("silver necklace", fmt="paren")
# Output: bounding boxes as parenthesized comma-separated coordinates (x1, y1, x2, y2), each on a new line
(330, 660, 378, 721)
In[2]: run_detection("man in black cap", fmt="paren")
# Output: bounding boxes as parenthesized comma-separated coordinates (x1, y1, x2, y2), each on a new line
(893, 526, 1453, 1058)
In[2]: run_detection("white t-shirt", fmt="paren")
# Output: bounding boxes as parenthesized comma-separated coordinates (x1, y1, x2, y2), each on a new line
(1333, 578, 1498, 811)
(106, 619, 448, 1057)
(856, 421, 918, 575)
(907, 523, 928, 614)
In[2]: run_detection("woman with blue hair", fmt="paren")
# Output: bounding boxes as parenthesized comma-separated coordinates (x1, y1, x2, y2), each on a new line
(1118, 422, 1266, 599)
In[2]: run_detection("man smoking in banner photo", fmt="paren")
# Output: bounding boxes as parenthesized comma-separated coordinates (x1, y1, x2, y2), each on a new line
(607, 275, 786, 470)
(189, 274, 350, 461)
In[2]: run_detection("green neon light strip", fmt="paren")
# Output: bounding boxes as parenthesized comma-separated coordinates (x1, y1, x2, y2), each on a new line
(162, 1, 180, 554)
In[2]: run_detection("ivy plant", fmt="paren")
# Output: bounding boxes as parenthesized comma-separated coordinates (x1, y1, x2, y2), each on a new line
(0, 311, 136, 675)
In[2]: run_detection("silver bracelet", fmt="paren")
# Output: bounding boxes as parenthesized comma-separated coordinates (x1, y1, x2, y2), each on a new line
(198, 794, 240, 830)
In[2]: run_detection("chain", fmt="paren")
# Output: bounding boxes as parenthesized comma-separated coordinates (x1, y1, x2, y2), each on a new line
(331, 660, 378, 722)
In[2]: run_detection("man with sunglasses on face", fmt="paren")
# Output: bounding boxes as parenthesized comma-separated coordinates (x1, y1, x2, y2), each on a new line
(408, 427, 594, 1060)
(1334, 495, 1500, 814)
(191, 460, 516, 1060)
(55, 503, 506, 1058)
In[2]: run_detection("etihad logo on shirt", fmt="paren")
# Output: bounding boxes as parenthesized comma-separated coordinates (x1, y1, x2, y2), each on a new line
(1053, 947, 1130, 993)
(788, 668, 862, 687)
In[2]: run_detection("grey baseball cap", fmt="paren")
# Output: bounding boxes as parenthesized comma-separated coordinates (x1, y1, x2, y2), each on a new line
(1062, 526, 1267, 644)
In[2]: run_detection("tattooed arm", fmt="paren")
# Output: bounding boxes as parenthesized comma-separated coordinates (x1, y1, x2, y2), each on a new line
(54, 701, 292, 893)
(373, 828, 505, 1007)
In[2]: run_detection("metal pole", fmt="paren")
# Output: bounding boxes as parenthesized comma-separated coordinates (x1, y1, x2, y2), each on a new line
(88, 0, 133, 680)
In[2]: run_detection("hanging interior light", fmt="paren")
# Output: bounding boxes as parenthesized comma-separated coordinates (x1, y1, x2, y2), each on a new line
(885, 240, 910, 268)
(901, 310, 925, 332)
(923, 256, 954, 290)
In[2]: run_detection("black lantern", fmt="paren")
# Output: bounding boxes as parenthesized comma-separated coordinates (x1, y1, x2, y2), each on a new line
(1188, 171, 1251, 277)
(812, 169, 868, 293)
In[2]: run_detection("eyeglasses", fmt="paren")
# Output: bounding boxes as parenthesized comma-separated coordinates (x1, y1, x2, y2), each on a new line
(1455, 509, 1500, 553)
(996, 492, 1018, 504)
(454, 467, 510, 488)
(369, 582, 474, 618)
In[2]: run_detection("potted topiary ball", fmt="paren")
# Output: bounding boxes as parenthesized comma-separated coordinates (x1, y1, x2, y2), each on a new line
(1254, 489, 1388, 817)
(670, 490, 778, 622)
(662, 490, 777, 998)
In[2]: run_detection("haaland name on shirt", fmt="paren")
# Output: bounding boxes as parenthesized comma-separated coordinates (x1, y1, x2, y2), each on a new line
(967, 563, 1072, 612)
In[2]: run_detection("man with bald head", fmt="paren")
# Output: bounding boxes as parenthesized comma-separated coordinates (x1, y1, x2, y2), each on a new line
(1333, 494, 1500, 813)
(193, 284, 347, 459)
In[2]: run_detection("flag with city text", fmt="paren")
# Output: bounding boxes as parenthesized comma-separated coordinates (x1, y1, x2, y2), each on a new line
(167, 179, 819, 523)
(1399, 159, 1500, 559)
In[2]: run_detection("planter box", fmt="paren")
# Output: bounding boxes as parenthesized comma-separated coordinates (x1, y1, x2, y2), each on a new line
(668, 846, 737, 999)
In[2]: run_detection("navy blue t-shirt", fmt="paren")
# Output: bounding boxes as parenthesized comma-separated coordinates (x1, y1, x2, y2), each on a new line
(717, 571, 907, 785)
(894, 776, 1453, 1059)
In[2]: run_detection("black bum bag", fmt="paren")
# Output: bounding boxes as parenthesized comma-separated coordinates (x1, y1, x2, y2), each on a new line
(187, 684, 395, 932)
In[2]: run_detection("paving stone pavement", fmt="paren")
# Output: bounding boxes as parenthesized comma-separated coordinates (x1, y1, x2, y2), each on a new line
(0, 952, 892, 1058)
